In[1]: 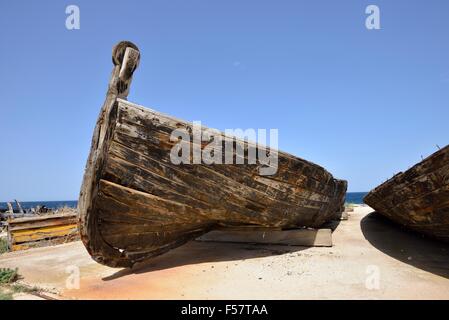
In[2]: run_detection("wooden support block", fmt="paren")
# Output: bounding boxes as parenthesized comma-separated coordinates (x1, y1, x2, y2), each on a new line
(196, 228, 332, 247)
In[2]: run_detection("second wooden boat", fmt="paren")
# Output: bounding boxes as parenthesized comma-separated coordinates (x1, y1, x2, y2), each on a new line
(78, 41, 347, 267)
(364, 145, 449, 242)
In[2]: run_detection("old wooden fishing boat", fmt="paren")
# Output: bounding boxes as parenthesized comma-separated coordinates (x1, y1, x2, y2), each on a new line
(364, 145, 449, 242)
(78, 41, 347, 267)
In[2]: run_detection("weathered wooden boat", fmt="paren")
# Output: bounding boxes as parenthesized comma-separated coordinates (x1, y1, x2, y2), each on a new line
(78, 41, 347, 267)
(364, 145, 449, 242)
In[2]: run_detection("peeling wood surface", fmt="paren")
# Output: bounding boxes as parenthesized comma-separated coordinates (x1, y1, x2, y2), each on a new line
(364, 145, 449, 242)
(78, 41, 347, 268)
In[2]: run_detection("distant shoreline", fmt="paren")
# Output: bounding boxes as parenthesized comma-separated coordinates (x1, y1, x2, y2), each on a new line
(0, 200, 78, 211)
(0, 192, 368, 210)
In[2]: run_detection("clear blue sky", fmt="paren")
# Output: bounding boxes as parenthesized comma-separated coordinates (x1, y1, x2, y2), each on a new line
(0, 0, 448, 201)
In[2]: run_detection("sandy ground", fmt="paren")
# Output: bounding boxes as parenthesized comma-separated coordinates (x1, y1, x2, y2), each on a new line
(0, 206, 448, 299)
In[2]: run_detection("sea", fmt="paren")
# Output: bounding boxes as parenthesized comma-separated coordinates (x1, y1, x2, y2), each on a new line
(344, 192, 367, 204)
(0, 192, 368, 211)
(0, 200, 78, 211)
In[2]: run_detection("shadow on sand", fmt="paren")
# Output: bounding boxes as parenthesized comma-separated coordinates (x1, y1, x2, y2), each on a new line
(103, 215, 344, 281)
(103, 241, 308, 281)
(361, 211, 449, 279)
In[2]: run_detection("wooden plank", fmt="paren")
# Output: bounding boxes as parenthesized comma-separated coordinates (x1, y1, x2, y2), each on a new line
(8, 217, 78, 231)
(8, 213, 77, 224)
(11, 234, 80, 251)
(216, 225, 283, 231)
(196, 228, 332, 247)
(14, 200, 24, 214)
(10, 224, 78, 244)
(7, 202, 13, 214)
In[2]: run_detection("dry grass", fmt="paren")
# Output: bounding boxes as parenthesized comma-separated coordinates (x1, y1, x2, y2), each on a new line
(0, 268, 40, 300)
(0, 288, 13, 300)
(0, 237, 8, 254)
(0, 268, 18, 284)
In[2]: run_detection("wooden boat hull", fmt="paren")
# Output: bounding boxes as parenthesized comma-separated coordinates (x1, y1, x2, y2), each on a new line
(78, 42, 347, 267)
(364, 145, 449, 242)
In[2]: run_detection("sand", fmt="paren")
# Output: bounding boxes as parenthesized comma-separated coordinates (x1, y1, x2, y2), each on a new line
(0, 206, 448, 299)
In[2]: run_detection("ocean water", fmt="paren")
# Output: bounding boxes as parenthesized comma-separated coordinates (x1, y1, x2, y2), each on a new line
(0, 200, 78, 211)
(0, 192, 368, 210)
(345, 192, 367, 204)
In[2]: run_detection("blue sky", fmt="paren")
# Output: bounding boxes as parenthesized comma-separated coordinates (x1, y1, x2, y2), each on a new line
(0, 0, 448, 201)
